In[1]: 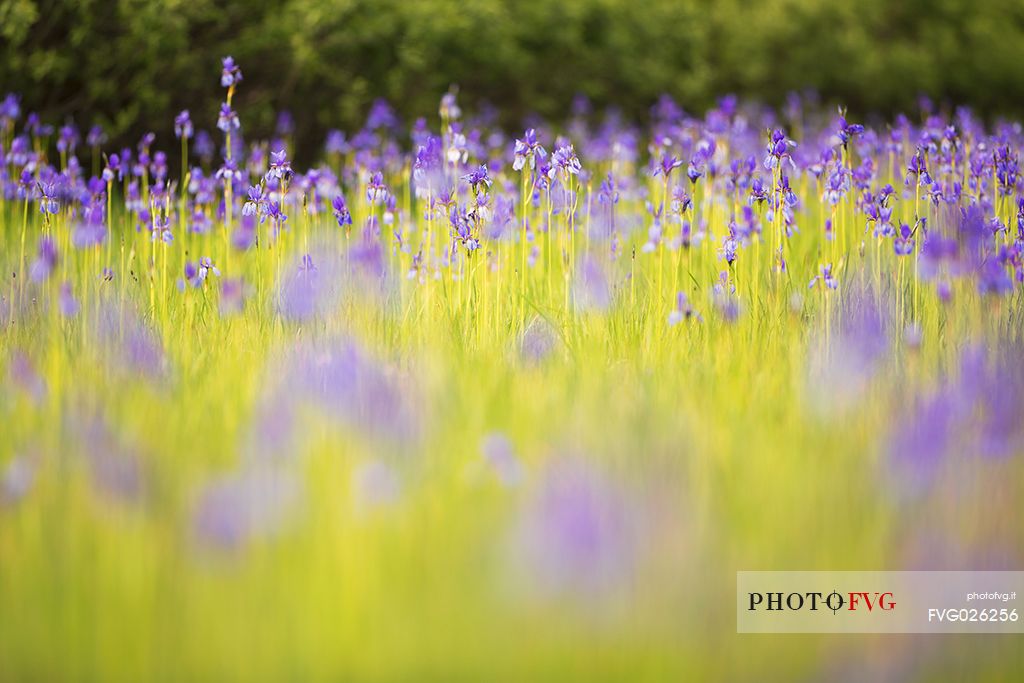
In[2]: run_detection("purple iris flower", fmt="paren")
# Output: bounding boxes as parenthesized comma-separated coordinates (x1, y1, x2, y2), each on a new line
(823, 164, 851, 205)
(888, 345, 1024, 493)
(510, 459, 640, 599)
(520, 316, 559, 364)
(275, 110, 295, 136)
(219, 278, 246, 317)
(215, 158, 241, 186)
(764, 128, 796, 170)
(242, 184, 265, 217)
(461, 164, 492, 193)
(719, 234, 738, 265)
(194, 468, 299, 550)
(894, 223, 916, 256)
(101, 161, 117, 185)
(194, 130, 214, 161)
(68, 413, 145, 504)
(668, 291, 700, 325)
(905, 149, 932, 186)
(58, 283, 79, 318)
(194, 257, 221, 284)
(56, 124, 79, 154)
(749, 177, 770, 204)
(264, 201, 287, 232)
(332, 194, 352, 227)
(72, 214, 107, 249)
(808, 263, 838, 290)
(325, 129, 349, 155)
(220, 56, 243, 88)
(277, 248, 340, 322)
(549, 144, 582, 180)
(93, 301, 167, 380)
(86, 125, 106, 148)
(807, 285, 889, 416)
(888, 391, 956, 492)
(8, 352, 46, 404)
(572, 256, 612, 312)
(266, 149, 292, 181)
(152, 215, 173, 244)
(29, 236, 58, 282)
(652, 154, 683, 178)
(365, 99, 398, 130)
(687, 151, 707, 184)
(439, 91, 461, 121)
(174, 110, 193, 140)
(0, 93, 20, 126)
(836, 113, 865, 148)
(995, 145, 1019, 196)
(713, 271, 741, 321)
(38, 183, 60, 215)
(513, 129, 547, 172)
(217, 103, 240, 133)
(366, 171, 388, 205)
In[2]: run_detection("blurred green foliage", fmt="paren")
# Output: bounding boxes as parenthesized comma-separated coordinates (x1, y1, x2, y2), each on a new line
(3, 0, 1024, 159)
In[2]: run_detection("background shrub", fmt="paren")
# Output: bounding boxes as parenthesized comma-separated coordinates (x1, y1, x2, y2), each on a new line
(3, 0, 1024, 160)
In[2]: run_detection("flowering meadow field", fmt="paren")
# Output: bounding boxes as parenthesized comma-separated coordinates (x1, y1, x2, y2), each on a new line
(1, 58, 1023, 680)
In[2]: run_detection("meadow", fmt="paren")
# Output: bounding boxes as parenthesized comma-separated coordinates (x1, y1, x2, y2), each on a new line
(1, 61, 1023, 681)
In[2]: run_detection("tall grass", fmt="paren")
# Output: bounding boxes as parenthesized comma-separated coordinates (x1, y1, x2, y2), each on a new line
(0, 85, 1023, 680)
